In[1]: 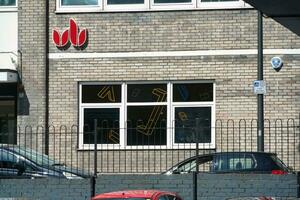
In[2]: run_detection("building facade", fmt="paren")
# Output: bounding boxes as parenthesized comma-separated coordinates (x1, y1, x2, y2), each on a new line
(0, 0, 18, 144)
(2, 0, 300, 172)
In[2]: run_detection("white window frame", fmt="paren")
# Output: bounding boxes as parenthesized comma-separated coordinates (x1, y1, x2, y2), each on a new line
(0, 0, 17, 12)
(150, 0, 196, 11)
(56, 0, 250, 12)
(124, 82, 170, 150)
(170, 81, 215, 149)
(104, 0, 149, 12)
(198, 0, 246, 10)
(79, 81, 215, 150)
(79, 82, 125, 150)
(56, 0, 102, 13)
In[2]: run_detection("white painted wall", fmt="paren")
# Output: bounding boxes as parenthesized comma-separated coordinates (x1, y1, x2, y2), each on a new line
(0, 11, 17, 72)
(0, 12, 17, 53)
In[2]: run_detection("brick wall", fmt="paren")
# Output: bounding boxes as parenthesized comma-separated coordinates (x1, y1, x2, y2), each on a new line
(17, 1, 300, 173)
(46, 9, 300, 125)
(0, 179, 90, 200)
(0, 174, 298, 200)
(18, 0, 46, 126)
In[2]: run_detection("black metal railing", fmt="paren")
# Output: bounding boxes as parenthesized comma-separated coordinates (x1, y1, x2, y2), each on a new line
(0, 117, 299, 178)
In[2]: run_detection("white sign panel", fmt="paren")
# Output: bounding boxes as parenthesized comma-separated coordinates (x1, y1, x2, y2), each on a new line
(253, 80, 266, 95)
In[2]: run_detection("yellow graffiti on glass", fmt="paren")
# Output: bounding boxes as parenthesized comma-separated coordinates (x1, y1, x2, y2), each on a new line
(108, 129, 119, 144)
(97, 86, 116, 102)
(178, 112, 188, 121)
(136, 88, 167, 136)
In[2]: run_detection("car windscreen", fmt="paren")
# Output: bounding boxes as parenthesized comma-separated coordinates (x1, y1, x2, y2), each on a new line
(7, 146, 57, 167)
(176, 156, 213, 173)
(96, 198, 148, 200)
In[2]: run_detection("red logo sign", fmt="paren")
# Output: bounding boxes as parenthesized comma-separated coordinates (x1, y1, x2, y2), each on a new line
(52, 18, 88, 50)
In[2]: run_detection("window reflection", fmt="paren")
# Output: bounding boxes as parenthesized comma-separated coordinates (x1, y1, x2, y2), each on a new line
(175, 107, 211, 143)
(0, 0, 16, 6)
(61, 0, 98, 5)
(83, 108, 120, 144)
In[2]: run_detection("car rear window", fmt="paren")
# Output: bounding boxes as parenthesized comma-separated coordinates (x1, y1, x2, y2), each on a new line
(270, 155, 289, 171)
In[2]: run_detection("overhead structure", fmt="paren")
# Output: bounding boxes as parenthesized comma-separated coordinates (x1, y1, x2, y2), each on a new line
(0, 53, 18, 83)
(243, 0, 300, 36)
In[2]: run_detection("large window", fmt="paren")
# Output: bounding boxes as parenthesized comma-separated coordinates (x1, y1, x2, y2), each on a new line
(0, 0, 17, 10)
(79, 82, 215, 149)
(57, 0, 102, 12)
(0, 0, 16, 6)
(57, 0, 247, 12)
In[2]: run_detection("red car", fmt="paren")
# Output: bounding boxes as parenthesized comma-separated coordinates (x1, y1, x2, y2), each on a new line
(92, 190, 183, 200)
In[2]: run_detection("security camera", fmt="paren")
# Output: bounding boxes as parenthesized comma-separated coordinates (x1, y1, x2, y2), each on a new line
(271, 57, 283, 72)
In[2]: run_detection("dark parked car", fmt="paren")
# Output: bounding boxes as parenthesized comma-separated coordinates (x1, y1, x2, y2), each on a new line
(163, 152, 292, 175)
(0, 145, 89, 179)
(92, 190, 183, 200)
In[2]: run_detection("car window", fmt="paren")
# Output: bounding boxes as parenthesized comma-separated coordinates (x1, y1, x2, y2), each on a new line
(177, 159, 196, 173)
(255, 153, 281, 171)
(158, 196, 168, 200)
(0, 149, 18, 169)
(213, 153, 256, 172)
(270, 155, 289, 171)
(7, 146, 56, 167)
(176, 156, 213, 173)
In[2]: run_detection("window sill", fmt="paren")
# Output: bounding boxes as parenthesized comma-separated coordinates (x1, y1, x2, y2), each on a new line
(55, 7, 102, 13)
(77, 143, 216, 150)
(0, 7, 18, 12)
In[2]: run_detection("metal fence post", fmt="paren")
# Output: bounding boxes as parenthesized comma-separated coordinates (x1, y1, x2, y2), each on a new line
(257, 10, 264, 152)
(91, 119, 98, 198)
(192, 172, 197, 200)
(193, 118, 201, 200)
(297, 171, 300, 198)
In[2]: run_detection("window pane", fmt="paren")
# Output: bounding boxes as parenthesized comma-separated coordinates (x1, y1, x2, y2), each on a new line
(0, 100, 16, 144)
(82, 85, 121, 103)
(174, 107, 211, 143)
(61, 0, 98, 5)
(173, 83, 213, 102)
(0, 151, 17, 163)
(154, 0, 191, 3)
(127, 84, 167, 102)
(127, 106, 167, 145)
(83, 108, 119, 144)
(0, 0, 15, 6)
(108, 0, 143, 4)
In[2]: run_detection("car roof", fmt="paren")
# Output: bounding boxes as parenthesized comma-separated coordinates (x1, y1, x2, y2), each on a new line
(188, 151, 276, 159)
(167, 152, 277, 168)
(93, 190, 176, 199)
